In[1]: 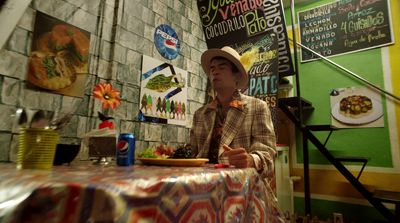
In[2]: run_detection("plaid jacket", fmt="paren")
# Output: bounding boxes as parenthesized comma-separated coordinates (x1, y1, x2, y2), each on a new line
(190, 92, 277, 179)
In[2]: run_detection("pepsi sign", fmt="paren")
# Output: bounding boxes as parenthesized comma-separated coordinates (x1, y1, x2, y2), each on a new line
(154, 24, 181, 60)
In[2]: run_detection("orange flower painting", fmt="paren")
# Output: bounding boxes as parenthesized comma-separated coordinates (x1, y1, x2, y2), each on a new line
(93, 83, 121, 109)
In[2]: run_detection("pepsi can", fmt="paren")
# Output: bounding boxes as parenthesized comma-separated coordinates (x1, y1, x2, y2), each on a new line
(116, 133, 135, 166)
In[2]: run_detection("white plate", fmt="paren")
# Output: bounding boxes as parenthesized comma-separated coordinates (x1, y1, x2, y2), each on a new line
(331, 98, 383, 125)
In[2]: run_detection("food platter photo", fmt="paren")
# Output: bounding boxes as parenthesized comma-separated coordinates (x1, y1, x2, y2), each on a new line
(26, 12, 90, 97)
(331, 94, 383, 125)
(28, 51, 78, 91)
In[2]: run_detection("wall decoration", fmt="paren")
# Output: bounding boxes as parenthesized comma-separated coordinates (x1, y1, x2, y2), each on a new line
(139, 55, 188, 126)
(330, 86, 384, 128)
(234, 33, 279, 108)
(233, 33, 279, 129)
(154, 24, 181, 60)
(26, 11, 90, 97)
(196, 0, 294, 77)
(298, 0, 394, 62)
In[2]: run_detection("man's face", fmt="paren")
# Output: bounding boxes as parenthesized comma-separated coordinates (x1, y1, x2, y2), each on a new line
(209, 58, 238, 90)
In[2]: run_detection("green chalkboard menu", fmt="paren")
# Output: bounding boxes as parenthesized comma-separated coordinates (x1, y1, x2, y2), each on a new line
(197, 0, 294, 77)
(298, 0, 394, 62)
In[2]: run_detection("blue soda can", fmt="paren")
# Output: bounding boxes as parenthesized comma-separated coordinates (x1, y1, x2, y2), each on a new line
(116, 133, 135, 166)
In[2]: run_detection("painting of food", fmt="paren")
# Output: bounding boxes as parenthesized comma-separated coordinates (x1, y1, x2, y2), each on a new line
(330, 87, 384, 128)
(27, 12, 90, 97)
(339, 95, 373, 116)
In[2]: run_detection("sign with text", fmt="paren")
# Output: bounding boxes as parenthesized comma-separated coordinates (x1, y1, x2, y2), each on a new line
(154, 24, 181, 60)
(298, 0, 394, 62)
(233, 33, 279, 126)
(197, 0, 294, 77)
(234, 34, 279, 107)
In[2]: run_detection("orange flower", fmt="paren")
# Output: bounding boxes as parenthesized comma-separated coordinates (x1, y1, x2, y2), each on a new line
(229, 100, 244, 109)
(93, 83, 121, 109)
(207, 99, 244, 110)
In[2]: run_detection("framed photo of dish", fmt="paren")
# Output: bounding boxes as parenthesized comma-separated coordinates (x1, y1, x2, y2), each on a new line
(139, 55, 188, 127)
(26, 11, 90, 97)
(330, 86, 384, 128)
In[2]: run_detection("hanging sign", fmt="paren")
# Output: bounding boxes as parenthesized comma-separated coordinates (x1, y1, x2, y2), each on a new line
(196, 0, 294, 77)
(233, 32, 279, 127)
(234, 33, 279, 107)
(298, 0, 394, 62)
(154, 24, 181, 60)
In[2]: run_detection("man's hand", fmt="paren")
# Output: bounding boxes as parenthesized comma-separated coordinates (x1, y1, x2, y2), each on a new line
(222, 144, 255, 168)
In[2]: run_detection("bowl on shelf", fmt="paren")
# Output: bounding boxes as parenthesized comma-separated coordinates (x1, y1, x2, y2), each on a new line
(53, 144, 80, 165)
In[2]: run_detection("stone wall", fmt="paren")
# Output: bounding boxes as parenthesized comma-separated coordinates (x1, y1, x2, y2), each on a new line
(0, 0, 208, 161)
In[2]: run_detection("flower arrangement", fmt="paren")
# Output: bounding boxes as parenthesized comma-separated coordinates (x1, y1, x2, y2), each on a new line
(93, 83, 121, 129)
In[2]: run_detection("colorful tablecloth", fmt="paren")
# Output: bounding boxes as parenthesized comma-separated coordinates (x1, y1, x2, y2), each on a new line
(0, 163, 282, 223)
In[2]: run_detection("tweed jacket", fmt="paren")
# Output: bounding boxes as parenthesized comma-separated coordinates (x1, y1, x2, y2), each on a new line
(190, 92, 277, 179)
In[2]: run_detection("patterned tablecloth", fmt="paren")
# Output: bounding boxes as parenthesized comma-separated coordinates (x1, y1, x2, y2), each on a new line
(0, 163, 282, 223)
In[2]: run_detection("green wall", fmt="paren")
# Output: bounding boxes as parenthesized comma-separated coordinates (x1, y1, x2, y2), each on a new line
(285, 0, 393, 167)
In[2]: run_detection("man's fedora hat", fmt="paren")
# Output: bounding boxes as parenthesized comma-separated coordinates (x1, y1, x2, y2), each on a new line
(201, 46, 248, 89)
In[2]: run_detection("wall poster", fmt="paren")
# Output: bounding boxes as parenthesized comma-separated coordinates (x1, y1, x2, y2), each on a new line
(139, 55, 188, 127)
(233, 33, 279, 127)
(234, 33, 279, 108)
(27, 11, 90, 97)
(298, 0, 394, 62)
(196, 0, 294, 77)
(330, 86, 384, 128)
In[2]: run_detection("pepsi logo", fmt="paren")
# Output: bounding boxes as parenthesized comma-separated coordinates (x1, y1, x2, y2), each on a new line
(154, 24, 180, 60)
(164, 39, 177, 51)
(117, 140, 129, 153)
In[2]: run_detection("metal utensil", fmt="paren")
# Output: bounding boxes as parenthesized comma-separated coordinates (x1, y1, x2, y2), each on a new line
(13, 108, 28, 133)
(16, 108, 28, 127)
(30, 110, 55, 128)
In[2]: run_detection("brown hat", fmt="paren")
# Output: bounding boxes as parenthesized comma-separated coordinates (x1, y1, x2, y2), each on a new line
(201, 46, 248, 89)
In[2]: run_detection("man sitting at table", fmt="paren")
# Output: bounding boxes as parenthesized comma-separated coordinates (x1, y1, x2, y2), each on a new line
(190, 46, 277, 179)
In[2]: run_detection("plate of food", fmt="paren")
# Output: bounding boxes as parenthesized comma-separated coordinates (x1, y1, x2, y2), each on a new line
(137, 144, 208, 167)
(137, 158, 209, 167)
(331, 95, 383, 125)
